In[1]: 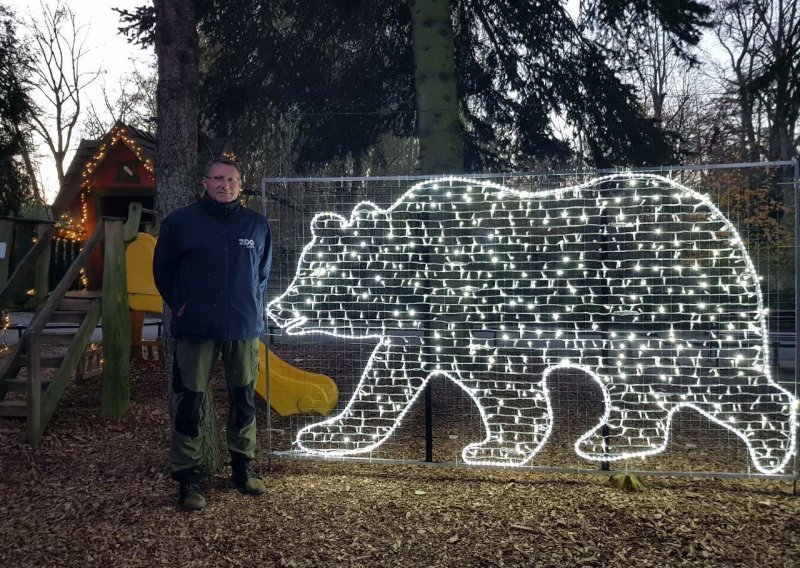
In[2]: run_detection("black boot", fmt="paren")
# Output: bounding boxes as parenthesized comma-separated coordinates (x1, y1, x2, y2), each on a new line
(231, 455, 266, 496)
(178, 482, 206, 511)
(172, 467, 206, 511)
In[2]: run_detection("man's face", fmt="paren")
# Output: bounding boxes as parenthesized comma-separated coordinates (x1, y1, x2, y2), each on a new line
(203, 163, 241, 203)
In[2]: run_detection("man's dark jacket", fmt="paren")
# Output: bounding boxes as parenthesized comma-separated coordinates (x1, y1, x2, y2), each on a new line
(153, 194, 272, 341)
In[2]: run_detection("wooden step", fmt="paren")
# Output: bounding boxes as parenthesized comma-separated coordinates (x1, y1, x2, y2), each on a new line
(64, 290, 101, 300)
(20, 354, 65, 368)
(0, 400, 26, 418)
(0, 377, 54, 392)
(58, 298, 96, 312)
(49, 311, 87, 324)
(38, 332, 79, 345)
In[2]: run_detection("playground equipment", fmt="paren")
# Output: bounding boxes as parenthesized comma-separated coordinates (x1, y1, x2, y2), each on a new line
(256, 342, 338, 416)
(125, 233, 161, 313)
(124, 231, 338, 416)
(125, 232, 163, 358)
(0, 221, 113, 445)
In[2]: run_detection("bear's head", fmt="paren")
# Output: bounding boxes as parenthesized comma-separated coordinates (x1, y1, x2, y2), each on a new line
(268, 202, 428, 338)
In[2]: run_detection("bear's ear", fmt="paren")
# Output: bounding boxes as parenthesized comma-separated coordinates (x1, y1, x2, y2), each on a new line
(351, 201, 382, 222)
(311, 213, 348, 238)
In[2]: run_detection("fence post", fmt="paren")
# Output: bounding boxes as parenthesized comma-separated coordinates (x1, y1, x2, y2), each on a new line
(32, 222, 52, 307)
(0, 219, 13, 289)
(101, 218, 130, 417)
(26, 335, 42, 446)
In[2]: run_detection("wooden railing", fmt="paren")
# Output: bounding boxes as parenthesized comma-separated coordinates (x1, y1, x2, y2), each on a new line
(18, 223, 105, 446)
(26, 223, 104, 336)
(0, 223, 104, 386)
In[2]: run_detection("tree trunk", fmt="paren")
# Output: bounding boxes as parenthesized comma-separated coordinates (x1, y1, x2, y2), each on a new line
(408, 0, 464, 174)
(769, 120, 795, 222)
(54, 150, 66, 191)
(737, 86, 758, 162)
(13, 125, 44, 205)
(154, 0, 224, 476)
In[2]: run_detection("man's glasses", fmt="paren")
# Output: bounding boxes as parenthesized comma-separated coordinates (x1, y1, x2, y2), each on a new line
(205, 175, 241, 184)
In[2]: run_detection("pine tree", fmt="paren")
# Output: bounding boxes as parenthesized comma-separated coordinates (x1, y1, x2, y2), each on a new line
(0, 6, 35, 215)
(198, 0, 710, 173)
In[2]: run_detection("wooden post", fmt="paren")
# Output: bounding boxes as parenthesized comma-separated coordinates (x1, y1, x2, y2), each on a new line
(0, 219, 14, 287)
(0, 223, 55, 309)
(26, 335, 42, 446)
(123, 202, 143, 243)
(32, 223, 52, 307)
(101, 218, 130, 417)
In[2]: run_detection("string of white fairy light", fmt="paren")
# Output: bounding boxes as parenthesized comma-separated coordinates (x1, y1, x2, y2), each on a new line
(268, 173, 797, 474)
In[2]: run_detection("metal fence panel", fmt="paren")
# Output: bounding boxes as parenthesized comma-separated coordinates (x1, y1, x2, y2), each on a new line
(261, 162, 799, 480)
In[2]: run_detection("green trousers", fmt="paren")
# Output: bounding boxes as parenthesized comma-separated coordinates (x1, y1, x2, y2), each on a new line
(169, 338, 259, 479)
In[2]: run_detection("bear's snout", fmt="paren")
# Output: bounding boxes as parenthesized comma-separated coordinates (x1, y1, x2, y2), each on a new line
(267, 301, 302, 329)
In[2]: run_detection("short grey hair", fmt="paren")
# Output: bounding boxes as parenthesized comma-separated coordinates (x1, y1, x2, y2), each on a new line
(203, 157, 242, 178)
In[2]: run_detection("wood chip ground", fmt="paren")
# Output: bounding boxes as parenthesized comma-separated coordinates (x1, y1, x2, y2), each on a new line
(1, 358, 798, 567)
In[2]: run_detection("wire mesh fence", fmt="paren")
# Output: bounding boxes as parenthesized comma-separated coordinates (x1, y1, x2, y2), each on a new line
(261, 161, 799, 479)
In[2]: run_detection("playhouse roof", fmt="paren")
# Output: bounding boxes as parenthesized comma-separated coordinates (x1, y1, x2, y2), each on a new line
(52, 122, 232, 218)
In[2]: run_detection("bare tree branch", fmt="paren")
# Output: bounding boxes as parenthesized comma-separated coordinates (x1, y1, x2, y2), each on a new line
(22, 0, 101, 190)
(81, 60, 157, 139)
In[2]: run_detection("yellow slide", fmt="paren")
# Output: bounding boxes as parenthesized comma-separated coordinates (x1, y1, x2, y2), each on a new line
(126, 233, 163, 313)
(256, 342, 339, 416)
(125, 232, 339, 417)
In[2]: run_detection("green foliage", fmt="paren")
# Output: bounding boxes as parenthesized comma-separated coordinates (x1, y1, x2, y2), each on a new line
(707, 169, 794, 295)
(609, 473, 647, 491)
(202, 0, 416, 173)
(583, 0, 711, 46)
(0, 5, 35, 216)
(708, 170, 792, 249)
(16, 201, 51, 220)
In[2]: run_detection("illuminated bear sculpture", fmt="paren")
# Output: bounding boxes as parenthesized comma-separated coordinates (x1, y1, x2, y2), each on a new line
(268, 174, 797, 474)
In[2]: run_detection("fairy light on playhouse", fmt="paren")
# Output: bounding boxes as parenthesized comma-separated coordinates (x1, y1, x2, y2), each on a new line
(268, 174, 797, 475)
(78, 124, 154, 237)
(67, 124, 156, 290)
(81, 125, 154, 183)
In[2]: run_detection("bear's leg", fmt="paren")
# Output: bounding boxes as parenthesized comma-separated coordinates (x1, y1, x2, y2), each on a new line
(688, 384, 797, 474)
(459, 377, 552, 466)
(575, 386, 672, 462)
(295, 340, 428, 455)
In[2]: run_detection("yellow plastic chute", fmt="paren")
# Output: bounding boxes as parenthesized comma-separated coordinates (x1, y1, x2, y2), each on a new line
(256, 342, 339, 416)
(126, 233, 163, 313)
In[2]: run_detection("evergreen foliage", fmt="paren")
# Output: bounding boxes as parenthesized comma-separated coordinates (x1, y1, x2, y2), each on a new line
(0, 6, 35, 216)
(119, 0, 711, 173)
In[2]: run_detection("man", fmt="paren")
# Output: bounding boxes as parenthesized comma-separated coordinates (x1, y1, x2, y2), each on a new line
(153, 157, 272, 511)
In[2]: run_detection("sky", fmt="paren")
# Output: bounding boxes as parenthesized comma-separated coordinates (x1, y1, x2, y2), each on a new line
(5, 0, 154, 203)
